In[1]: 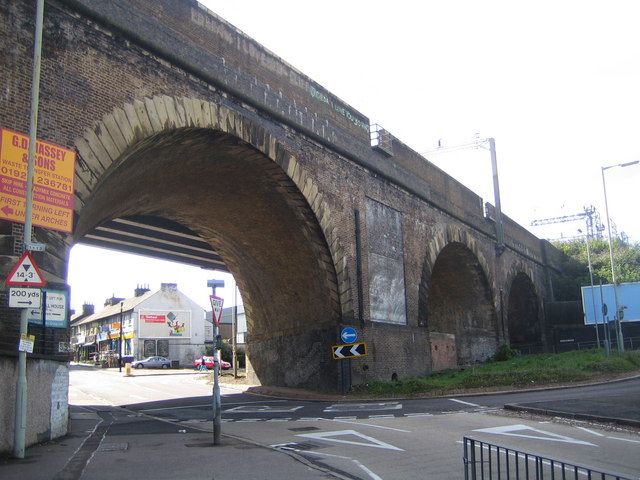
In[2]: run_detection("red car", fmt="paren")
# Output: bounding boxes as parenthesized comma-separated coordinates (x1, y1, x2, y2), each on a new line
(193, 356, 231, 370)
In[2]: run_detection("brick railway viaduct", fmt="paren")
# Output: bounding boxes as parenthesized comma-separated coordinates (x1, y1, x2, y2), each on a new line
(0, 0, 566, 451)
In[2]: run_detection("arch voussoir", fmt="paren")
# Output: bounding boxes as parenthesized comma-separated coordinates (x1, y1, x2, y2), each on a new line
(74, 95, 354, 323)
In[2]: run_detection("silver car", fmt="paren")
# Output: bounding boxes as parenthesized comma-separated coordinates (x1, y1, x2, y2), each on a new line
(131, 356, 171, 369)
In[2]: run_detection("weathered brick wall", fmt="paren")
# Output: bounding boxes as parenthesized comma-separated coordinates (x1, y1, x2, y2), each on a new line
(0, 0, 558, 391)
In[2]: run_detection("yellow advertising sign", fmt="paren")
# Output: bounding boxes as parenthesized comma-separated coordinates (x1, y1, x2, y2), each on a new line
(0, 128, 76, 233)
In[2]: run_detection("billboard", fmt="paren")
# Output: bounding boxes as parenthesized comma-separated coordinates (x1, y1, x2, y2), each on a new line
(138, 310, 191, 339)
(581, 281, 640, 325)
(0, 128, 76, 233)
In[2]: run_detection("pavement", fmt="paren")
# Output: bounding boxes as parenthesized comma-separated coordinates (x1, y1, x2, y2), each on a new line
(1, 374, 638, 480)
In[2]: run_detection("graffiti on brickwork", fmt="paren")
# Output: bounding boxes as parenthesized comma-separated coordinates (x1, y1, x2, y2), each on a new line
(334, 105, 369, 132)
(309, 85, 329, 105)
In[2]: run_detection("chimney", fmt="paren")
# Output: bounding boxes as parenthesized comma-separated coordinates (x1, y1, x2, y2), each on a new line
(134, 284, 151, 297)
(82, 303, 95, 316)
(161, 283, 178, 293)
(104, 295, 124, 306)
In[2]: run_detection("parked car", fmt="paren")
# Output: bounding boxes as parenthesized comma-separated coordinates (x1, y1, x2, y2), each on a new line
(131, 356, 171, 369)
(193, 356, 231, 370)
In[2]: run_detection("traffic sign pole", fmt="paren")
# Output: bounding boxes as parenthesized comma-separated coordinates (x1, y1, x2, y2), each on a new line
(207, 280, 225, 446)
(14, 0, 45, 458)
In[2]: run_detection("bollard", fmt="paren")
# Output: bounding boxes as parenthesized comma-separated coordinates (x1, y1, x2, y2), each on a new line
(125, 363, 132, 376)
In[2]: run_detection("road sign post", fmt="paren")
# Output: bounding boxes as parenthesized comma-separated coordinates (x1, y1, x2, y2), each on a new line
(207, 280, 225, 446)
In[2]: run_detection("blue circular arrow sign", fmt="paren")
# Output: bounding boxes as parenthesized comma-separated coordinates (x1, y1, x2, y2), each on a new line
(340, 326, 358, 344)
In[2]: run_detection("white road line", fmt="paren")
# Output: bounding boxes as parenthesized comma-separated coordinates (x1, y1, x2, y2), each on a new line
(298, 417, 322, 422)
(606, 436, 640, 444)
(141, 403, 211, 412)
(325, 417, 411, 433)
(266, 418, 292, 422)
(448, 398, 482, 407)
(333, 416, 357, 420)
(221, 400, 287, 405)
(276, 448, 383, 480)
(368, 415, 394, 419)
(404, 413, 433, 417)
(577, 426, 605, 437)
(353, 459, 384, 480)
(236, 418, 263, 422)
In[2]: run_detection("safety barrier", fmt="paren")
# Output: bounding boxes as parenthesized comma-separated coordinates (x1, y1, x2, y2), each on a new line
(463, 437, 636, 480)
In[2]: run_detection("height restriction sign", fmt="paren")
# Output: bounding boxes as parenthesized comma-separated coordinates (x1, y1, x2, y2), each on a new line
(5, 251, 46, 287)
(0, 128, 76, 233)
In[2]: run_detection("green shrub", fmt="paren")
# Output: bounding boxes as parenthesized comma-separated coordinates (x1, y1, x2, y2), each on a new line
(493, 344, 518, 361)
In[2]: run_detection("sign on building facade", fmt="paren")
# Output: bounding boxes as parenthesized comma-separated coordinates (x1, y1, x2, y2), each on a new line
(138, 310, 192, 338)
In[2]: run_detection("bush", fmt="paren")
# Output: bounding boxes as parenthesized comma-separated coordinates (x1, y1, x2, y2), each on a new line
(493, 344, 518, 362)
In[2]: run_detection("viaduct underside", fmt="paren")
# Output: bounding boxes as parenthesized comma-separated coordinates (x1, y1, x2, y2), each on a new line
(0, 0, 565, 452)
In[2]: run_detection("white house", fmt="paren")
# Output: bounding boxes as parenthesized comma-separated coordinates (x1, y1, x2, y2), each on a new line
(70, 283, 206, 367)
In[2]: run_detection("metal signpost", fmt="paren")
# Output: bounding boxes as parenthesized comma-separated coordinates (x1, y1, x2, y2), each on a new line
(5, 252, 47, 459)
(207, 279, 225, 445)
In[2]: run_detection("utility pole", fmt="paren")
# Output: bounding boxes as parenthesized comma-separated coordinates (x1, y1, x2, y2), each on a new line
(423, 136, 505, 254)
(14, 0, 46, 459)
(207, 279, 225, 445)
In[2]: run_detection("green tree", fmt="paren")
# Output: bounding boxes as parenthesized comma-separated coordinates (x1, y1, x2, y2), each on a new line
(552, 238, 640, 300)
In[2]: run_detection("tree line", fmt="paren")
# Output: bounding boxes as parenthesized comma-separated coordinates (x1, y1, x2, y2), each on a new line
(552, 238, 640, 301)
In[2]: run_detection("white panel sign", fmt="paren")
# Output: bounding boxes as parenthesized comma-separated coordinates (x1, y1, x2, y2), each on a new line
(8, 288, 42, 308)
(138, 310, 191, 338)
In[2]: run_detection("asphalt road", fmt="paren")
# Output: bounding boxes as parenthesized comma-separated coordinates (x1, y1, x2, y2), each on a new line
(69, 367, 640, 479)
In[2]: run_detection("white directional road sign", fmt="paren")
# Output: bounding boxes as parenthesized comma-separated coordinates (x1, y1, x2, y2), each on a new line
(332, 342, 367, 360)
(27, 289, 68, 328)
(8, 287, 42, 308)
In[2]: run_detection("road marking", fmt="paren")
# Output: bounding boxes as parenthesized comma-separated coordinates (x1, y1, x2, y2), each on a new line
(449, 398, 481, 407)
(142, 403, 211, 412)
(326, 417, 411, 432)
(128, 395, 147, 400)
(297, 429, 404, 451)
(577, 426, 605, 437)
(474, 424, 597, 446)
(333, 416, 357, 420)
(266, 418, 292, 422)
(606, 436, 640, 444)
(324, 402, 402, 413)
(272, 446, 383, 480)
(404, 413, 433, 417)
(221, 400, 287, 405)
(368, 415, 394, 419)
(235, 418, 263, 422)
(224, 405, 304, 413)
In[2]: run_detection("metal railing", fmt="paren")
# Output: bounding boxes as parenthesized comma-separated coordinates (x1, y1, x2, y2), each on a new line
(463, 437, 637, 480)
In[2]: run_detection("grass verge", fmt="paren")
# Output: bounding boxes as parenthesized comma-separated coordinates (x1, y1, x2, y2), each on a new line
(351, 349, 640, 397)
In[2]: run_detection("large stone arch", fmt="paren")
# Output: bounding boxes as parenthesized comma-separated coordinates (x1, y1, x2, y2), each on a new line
(418, 225, 499, 369)
(504, 265, 543, 352)
(70, 96, 353, 390)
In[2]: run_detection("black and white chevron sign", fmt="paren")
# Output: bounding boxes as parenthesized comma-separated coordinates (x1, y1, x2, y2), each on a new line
(332, 342, 367, 360)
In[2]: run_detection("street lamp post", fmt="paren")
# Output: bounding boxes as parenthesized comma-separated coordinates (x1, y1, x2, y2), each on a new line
(601, 160, 639, 353)
(119, 302, 123, 373)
